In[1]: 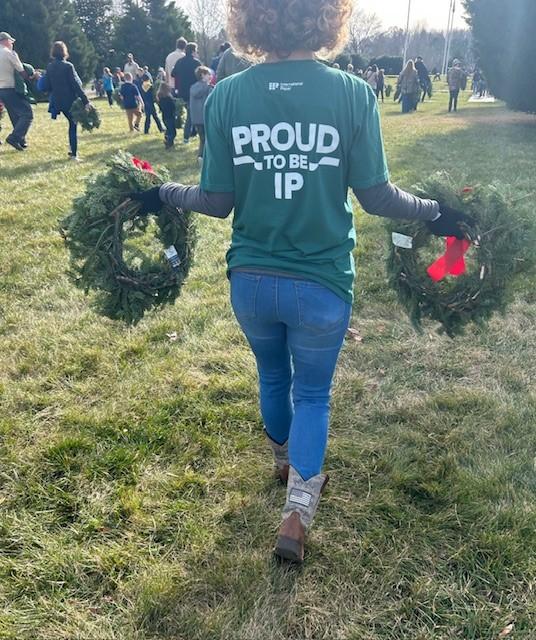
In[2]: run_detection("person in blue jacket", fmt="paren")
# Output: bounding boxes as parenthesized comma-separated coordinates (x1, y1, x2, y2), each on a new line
(102, 67, 114, 107)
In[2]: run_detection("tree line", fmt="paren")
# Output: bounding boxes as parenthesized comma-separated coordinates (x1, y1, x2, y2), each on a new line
(0, 0, 193, 81)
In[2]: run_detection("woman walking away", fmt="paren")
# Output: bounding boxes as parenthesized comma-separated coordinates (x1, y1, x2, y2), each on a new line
(130, 0, 473, 564)
(157, 82, 176, 149)
(366, 64, 378, 92)
(397, 60, 420, 113)
(189, 65, 213, 164)
(43, 41, 90, 160)
(103, 67, 114, 106)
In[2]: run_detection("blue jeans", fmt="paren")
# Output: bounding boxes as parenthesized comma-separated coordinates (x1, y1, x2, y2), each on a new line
(230, 271, 351, 480)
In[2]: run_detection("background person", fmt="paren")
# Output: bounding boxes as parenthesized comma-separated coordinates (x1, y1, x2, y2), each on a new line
(171, 42, 201, 143)
(119, 72, 143, 132)
(189, 65, 213, 164)
(376, 68, 385, 102)
(0, 31, 34, 151)
(211, 42, 231, 73)
(130, 0, 473, 564)
(157, 82, 176, 149)
(397, 60, 420, 113)
(215, 43, 250, 80)
(124, 53, 140, 78)
(366, 64, 379, 92)
(102, 67, 114, 106)
(415, 55, 431, 102)
(165, 37, 187, 90)
(137, 71, 164, 134)
(42, 40, 89, 160)
(447, 59, 465, 112)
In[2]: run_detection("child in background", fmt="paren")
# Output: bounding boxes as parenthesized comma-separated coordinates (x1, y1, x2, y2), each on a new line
(102, 67, 114, 107)
(189, 65, 212, 164)
(137, 71, 164, 134)
(157, 82, 176, 149)
(119, 72, 143, 132)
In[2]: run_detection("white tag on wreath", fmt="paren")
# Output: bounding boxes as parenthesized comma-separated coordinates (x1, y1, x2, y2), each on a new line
(392, 232, 414, 249)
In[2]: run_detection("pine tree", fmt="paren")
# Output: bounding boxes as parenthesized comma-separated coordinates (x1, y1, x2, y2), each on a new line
(0, 0, 95, 80)
(45, 0, 96, 81)
(464, 0, 536, 112)
(73, 0, 114, 74)
(0, 0, 51, 69)
(113, 0, 193, 72)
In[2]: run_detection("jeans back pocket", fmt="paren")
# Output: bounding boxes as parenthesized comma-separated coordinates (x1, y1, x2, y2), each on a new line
(230, 272, 262, 321)
(294, 281, 350, 334)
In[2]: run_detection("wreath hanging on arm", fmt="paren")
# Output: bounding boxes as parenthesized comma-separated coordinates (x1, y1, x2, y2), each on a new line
(60, 152, 197, 324)
(70, 97, 101, 132)
(386, 172, 532, 338)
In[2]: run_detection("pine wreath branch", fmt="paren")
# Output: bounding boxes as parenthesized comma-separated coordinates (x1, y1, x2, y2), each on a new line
(61, 152, 197, 324)
(386, 172, 533, 338)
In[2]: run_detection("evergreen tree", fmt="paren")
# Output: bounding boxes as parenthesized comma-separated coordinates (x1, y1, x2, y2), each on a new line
(0, 0, 51, 69)
(146, 0, 194, 69)
(0, 0, 95, 80)
(73, 0, 114, 74)
(113, 0, 193, 72)
(44, 0, 95, 81)
(464, 0, 536, 112)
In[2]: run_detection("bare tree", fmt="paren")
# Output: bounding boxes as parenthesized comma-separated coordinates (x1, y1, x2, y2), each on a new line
(187, 0, 226, 62)
(346, 6, 383, 55)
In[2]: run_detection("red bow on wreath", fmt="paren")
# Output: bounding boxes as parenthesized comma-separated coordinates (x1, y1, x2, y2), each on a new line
(427, 237, 471, 282)
(131, 156, 155, 174)
(427, 186, 474, 282)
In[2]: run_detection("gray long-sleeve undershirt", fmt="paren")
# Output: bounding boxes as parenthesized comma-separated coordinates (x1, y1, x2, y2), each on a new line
(159, 181, 441, 222)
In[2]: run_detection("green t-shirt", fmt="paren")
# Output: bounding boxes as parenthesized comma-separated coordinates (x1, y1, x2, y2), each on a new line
(200, 59, 389, 302)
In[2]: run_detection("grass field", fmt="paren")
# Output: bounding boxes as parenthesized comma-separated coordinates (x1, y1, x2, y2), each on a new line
(1, 85, 536, 640)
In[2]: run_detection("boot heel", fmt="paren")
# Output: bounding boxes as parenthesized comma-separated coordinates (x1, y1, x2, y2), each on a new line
(274, 535, 304, 563)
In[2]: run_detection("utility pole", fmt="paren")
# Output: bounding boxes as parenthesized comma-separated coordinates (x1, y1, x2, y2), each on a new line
(444, 0, 457, 73)
(402, 0, 412, 67)
(442, 0, 456, 76)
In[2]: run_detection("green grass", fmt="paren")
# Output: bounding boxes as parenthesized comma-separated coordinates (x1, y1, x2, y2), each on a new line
(1, 87, 536, 639)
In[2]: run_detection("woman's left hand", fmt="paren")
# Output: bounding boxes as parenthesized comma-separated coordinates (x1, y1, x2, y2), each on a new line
(128, 187, 163, 216)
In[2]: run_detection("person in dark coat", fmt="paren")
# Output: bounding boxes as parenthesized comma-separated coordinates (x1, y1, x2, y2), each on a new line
(415, 56, 432, 102)
(43, 41, 89, 160)
(135, 69, 164, 134)
(157, 82, 177, 149)
(171, 41, 201, 143)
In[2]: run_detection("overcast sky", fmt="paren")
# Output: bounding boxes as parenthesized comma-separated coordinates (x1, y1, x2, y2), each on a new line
(356, 0, 468, 30)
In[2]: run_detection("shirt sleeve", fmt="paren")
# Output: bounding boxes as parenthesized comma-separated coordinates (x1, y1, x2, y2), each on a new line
(11, 51, 24, 74)
(200, 87, 235, 193)
(348, 84, 390, 191)
(354, 181, 439, 221)
(159, 183, 234, 219)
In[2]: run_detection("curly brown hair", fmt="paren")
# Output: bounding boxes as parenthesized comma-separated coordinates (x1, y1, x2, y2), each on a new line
(228, 0, 353, 58)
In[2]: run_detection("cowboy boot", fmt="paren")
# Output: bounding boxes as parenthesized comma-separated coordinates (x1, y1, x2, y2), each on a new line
(264, 429, 289, 484)
(274, 466, 329, 563)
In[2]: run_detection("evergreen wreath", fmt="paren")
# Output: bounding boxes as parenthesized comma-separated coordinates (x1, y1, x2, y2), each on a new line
(71, 98, 101, 132)
(386, 172, 530, 338)
(61, 152, 196, 324)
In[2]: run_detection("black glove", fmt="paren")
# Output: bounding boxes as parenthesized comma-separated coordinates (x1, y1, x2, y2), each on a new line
(426, 204, 475, 240)
(128, 187, 163, 216)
